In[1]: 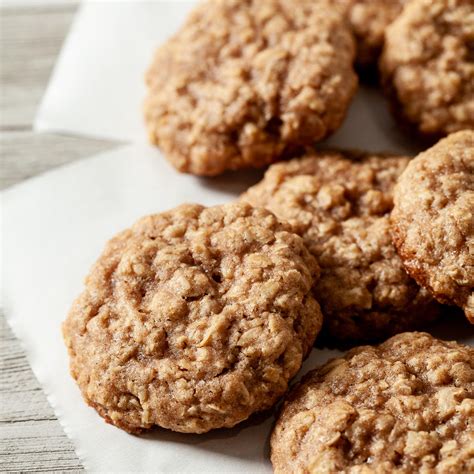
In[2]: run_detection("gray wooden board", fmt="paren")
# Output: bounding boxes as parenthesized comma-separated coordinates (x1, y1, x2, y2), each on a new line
(1, 4, 119, 471)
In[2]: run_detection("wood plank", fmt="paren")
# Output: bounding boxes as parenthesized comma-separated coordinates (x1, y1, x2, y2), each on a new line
(0, 4, 78, 129)
(0, 131, 118, 189)
(0, 315, 84, 472)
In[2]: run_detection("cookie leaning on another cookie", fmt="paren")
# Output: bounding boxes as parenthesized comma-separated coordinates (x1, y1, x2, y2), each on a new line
(144, 0, 357, 176)
(241, 151, 440, 346)
(391, 130, 474, 322)
(380, 0, 474, 137)
(63, 202, 323, 434)
(271, 332, 474, 474)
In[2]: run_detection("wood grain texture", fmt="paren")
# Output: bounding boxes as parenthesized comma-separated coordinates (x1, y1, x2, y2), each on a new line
(0, 317, 83, 472)
(1, 4, 119, 471)
(0, 131, 117, 189)
(0, 5, 75, 129)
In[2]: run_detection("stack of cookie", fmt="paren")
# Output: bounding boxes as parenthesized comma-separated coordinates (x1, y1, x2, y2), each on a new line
(63, 0, 473, 472)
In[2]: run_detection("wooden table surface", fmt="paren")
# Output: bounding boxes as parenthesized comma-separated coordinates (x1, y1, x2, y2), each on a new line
(1, 4, 118, 471)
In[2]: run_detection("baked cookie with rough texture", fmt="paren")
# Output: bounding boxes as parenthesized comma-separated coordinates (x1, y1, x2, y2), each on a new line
(337, 0, 406, 67)
(271, 332, 474, 474)
(144, 0, 357, 176)
(241, 151, 440, 346)
(392, 131, 474, 323)
(380, 0, 474, 137)
(63, 202, 322, 434)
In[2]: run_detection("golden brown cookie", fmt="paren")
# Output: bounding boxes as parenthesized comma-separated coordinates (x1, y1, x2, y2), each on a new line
(271, 332, 474, 474)
(392, 131, 474, 323)
(241, 151, 440, 346)
(337, 0, 406, 67)
(144, 0, 357, 176)
(380, 0, 474, 137)
(63, 202, 322, 434)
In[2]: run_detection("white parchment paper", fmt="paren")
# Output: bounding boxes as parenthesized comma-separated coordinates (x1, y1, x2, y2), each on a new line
(4, 1, 473, 472)
(35, 0, 195, 143)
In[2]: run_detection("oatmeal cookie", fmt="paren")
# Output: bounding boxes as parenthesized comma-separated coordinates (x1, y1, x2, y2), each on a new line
(144, 0, 357, 176)
(271, 332, 474, 474)
(241, 151, 439, 345)
(337, 0, 406, 67)
(62, 202, 322, 434)
(392, 131, 474, 323)
(380, 0, 474, 137)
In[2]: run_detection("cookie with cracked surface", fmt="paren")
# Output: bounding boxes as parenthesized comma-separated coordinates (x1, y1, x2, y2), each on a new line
(271, 332, 474, 474)
(392, 131, 474, 323)
(144, 0, 357, 176)
(62, 202, 322, 434)
(380, 0, 474, 137)
(241, 151, 440, 346)
(337, 0, 406, 67)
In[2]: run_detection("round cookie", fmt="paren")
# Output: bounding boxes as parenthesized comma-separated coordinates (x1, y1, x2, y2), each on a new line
(392, 131, 474, 323)
(241, 151, 440, 345)
(144, 0, 357, 176)
(337, 0, 406, 67)
(271, 332, 474, 474)
(380, 0, 474, 137)
(62, 202, 322, 434)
